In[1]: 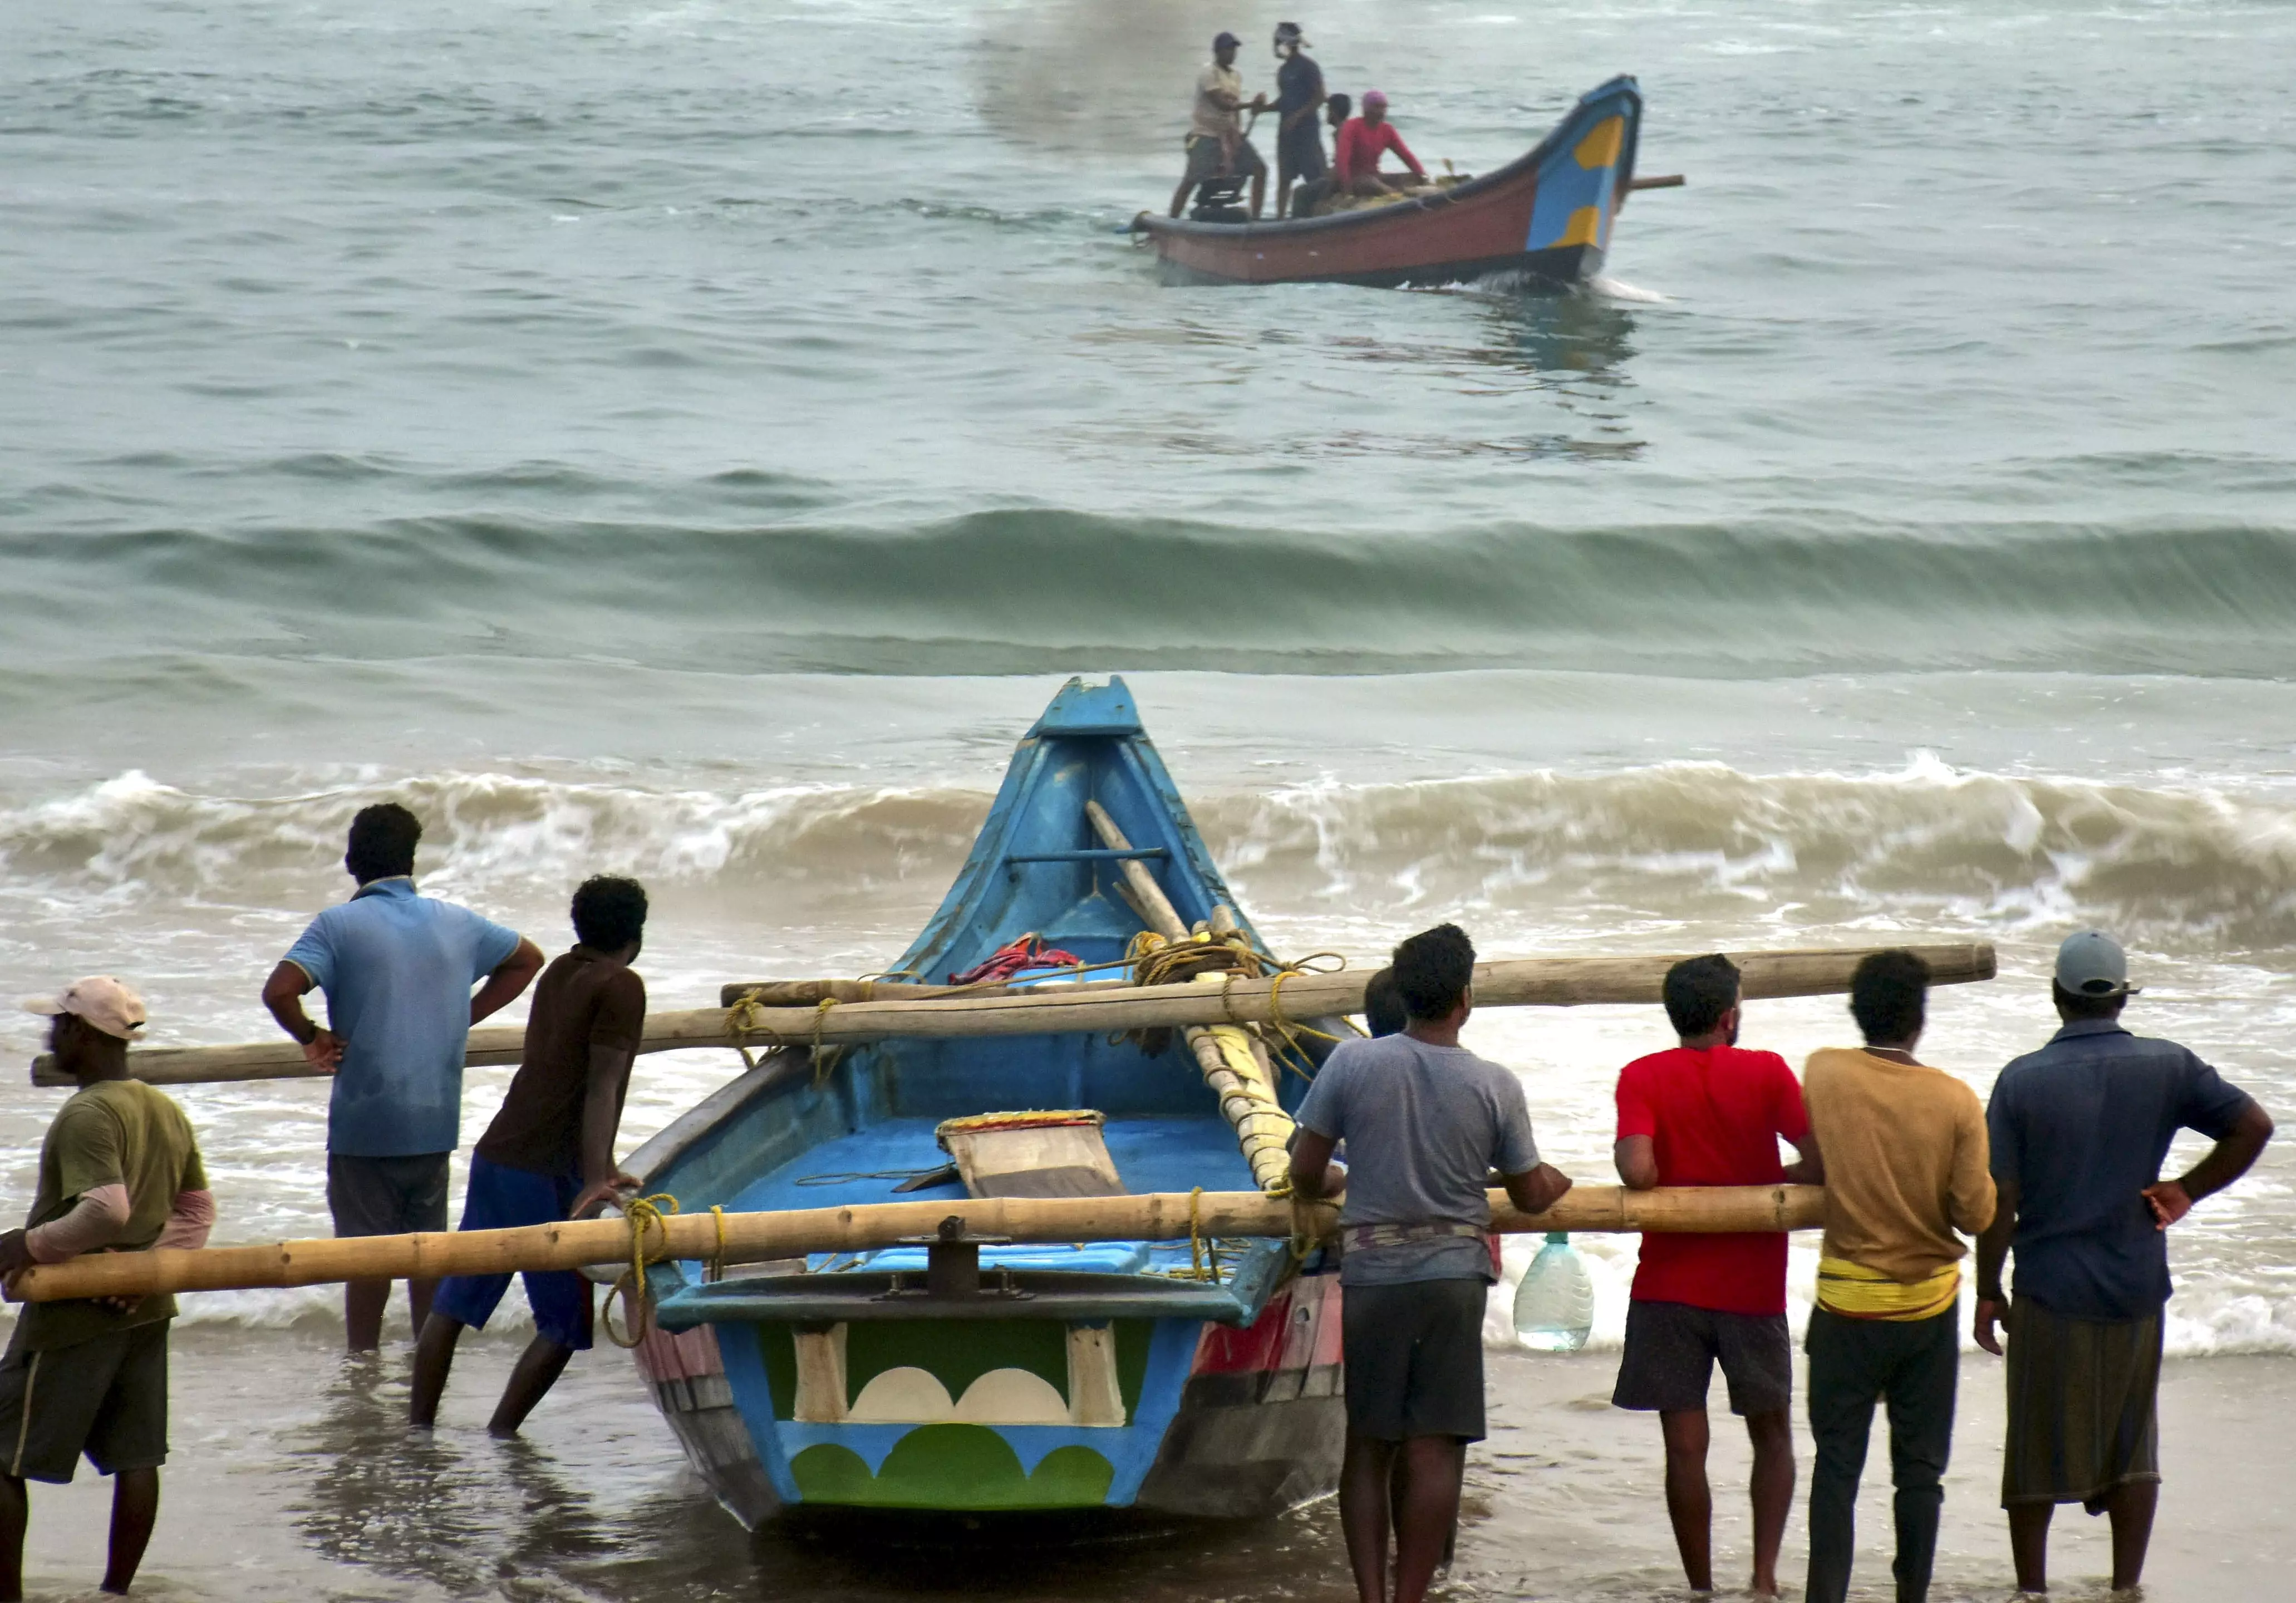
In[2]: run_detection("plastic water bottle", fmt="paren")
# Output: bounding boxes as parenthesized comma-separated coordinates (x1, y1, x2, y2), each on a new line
(1512, 1231, 1594, 1353)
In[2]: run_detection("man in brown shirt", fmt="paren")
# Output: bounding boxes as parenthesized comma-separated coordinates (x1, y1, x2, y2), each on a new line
(1801, 950, 1994, 1603)
(409, 876, 648, 1434)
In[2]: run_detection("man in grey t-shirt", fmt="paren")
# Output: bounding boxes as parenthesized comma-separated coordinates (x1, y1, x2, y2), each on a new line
(1293, 923, 1571, 1603)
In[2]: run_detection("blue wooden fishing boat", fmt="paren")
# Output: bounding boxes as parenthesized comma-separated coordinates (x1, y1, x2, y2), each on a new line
(616, 678, 1346, 1525)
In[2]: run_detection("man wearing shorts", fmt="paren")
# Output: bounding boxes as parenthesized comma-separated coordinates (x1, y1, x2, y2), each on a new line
(0, 978, 214, 1599)
(1974, 930, 2273, 1593)
(1291, 923, 1570, 1603)
(409, 876, 649, 1434)
(1169, 32, 1267, 220)
(1611, 953, 1820, 1599)
(263, 802, 543, 1350)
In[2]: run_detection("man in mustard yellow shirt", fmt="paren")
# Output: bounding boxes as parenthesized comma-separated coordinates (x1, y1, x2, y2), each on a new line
(1800, 950, 1995, 1603)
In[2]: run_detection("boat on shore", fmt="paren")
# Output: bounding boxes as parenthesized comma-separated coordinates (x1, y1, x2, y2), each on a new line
(611, 677, 1348, 1525)
(1133, 75, 1645, 289)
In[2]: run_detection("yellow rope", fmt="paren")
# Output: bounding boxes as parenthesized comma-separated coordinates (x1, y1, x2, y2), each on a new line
(809, 996, 840, 1087)
(603, 1193, 681, 1350)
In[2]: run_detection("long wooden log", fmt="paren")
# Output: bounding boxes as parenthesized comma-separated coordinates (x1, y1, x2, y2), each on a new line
(6, 1183, 1824, 1304)
(31, 943, 1996, 1087)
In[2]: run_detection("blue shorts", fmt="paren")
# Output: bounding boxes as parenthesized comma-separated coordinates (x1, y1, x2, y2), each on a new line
(430, 1154, 594, 1351)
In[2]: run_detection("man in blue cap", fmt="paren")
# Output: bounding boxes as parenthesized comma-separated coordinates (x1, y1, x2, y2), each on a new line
(1169, 31, 1269, 220)
(1974, 930, 2274, 1595)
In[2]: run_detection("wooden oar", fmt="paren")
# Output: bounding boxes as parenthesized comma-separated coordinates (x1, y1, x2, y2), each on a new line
(1082, 800, 1292, 1193)
(5, 1183, 1823, 1304)
(30, 942, 1995, 1086)
(1626, 173, 1685, 191)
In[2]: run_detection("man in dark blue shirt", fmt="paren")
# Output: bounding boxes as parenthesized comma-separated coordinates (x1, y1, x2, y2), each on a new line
(1270, 22, 1326, 218)
(1974, 930, 2273, 1595)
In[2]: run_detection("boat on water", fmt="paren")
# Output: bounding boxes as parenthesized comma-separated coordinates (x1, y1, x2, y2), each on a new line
(612, 677, 1351, 1525)
(1134, 75, 1644, 289)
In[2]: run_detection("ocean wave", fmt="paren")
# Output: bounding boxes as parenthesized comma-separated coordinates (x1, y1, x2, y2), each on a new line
(4, 756, 2292, 953)
(6, 512, 2292, 678)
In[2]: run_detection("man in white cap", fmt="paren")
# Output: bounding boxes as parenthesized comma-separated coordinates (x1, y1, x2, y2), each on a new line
(1973, 931, 2274, 1594)
(0, 978, 215, 1600)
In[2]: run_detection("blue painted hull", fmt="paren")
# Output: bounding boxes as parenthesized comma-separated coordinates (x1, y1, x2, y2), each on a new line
(621, 678, 1346, 1526)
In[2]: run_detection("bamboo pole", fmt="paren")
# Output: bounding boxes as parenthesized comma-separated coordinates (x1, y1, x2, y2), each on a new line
(32, 944, 1997, 1087)
(6, 1183, 1824, 1304)
(1082, 800, 1293, 1193)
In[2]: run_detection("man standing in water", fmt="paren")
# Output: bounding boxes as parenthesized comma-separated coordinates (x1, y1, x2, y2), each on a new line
(0, 978, 214, 1601)
(263, 803, 543, 1351)
(1270, 22, 1326, 219)
(410, 876, 650, 1434)
(1169, 31, 1267, 220)
(1801, 951, 1995, 1603)
(1975, 930, 2273, 1594)
(1290, 923, 1570, 1603)
(1611, 953, 1821, 1599)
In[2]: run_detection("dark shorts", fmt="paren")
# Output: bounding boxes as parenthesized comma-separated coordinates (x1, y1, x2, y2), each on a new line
(1276, 120, 1327, 181)
(2002, 1297, 2161, 1508)
(1342, 1277, 1489, 1442)
(0, 1320, 169, 1483)
(1183, 133, 1266, 185)
(327, 1150, 450, 1239)
(430, 1154, 595, 1351)
(1613, 1299, 1793, 1417)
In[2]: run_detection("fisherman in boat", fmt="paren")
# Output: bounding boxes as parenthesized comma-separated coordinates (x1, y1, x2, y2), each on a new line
(409, 876, 650, 1436)
(1270, 21, 1326, 219)
(1169, 31, 1269, 221)
(1334, 89, 1428, 198)
(1287, 92, 1351, 217)
(1290, 923, 1572, 1603)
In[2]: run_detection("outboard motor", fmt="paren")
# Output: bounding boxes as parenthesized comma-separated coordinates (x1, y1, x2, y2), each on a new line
(1188, 174, 1251, 224)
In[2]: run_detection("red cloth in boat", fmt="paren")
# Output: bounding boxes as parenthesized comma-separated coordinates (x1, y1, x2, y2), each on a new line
(947, 935, 1084, 986)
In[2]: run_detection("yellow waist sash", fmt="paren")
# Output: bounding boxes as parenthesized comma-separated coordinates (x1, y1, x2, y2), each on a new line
(1815, 1257, 1960, 1322)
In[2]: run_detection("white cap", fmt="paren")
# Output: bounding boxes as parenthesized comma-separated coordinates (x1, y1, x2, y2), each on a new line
(20, 976, 149, 1041)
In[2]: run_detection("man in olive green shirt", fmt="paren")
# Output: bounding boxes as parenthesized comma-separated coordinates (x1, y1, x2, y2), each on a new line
(0, 977, 214, 1601)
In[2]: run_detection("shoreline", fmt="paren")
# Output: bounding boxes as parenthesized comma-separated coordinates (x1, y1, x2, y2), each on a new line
(19, 1327, 2292, 1601)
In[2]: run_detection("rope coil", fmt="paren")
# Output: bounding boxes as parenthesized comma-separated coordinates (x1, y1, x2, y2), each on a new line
(603, 1192, 681, 1349)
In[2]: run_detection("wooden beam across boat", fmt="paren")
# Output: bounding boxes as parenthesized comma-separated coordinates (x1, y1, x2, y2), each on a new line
(5, 1183, 1823, 1304)
(28, 942, 1994, 1086)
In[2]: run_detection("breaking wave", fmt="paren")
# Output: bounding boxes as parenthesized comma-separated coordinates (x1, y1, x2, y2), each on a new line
(4, 755, 2293, 955)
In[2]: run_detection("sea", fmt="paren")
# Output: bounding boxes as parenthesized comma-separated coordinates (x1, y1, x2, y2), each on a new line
(3, 0, 2293, 1596)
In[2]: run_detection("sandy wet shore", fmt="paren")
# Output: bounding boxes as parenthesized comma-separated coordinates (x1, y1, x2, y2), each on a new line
(14, 1325, 2289, 1602)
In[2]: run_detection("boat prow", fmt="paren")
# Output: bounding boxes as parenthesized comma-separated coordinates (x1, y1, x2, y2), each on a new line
(1135, 75, 1643, 289)
(616, 677, 1347, 1527)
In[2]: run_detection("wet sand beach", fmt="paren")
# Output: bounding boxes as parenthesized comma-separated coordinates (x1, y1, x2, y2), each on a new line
(18, 1329, 2291, 1602)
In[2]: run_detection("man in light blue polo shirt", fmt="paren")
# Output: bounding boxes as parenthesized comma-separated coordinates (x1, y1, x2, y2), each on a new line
(262, 803, 543, 1351)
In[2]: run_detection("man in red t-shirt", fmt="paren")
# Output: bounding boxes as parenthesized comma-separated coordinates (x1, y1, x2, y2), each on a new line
(1612, 953, 1821, 1598)
(1334, 90, 1428, 197)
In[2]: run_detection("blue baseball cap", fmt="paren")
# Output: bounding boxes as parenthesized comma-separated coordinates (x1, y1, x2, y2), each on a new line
(1213, 31, 1242, 48)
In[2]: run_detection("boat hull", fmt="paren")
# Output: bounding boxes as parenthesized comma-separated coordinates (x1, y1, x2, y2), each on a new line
(1137, 75, 1640, 289)
(617, 678, 1355, 1529)
(630, 1271, 1346, 1524)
